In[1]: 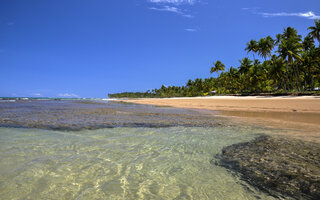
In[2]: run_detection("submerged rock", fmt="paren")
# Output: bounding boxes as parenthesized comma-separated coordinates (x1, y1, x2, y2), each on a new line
(216, 136, 320, 200)
(0, 100, 227, 130)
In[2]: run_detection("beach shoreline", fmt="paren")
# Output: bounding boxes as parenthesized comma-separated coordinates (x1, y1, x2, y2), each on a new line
(113, 95, 320, 113)
(114, 96, 320, 142)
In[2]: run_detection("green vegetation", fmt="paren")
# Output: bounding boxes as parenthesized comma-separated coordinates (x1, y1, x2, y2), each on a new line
(109, 21, 320, 98)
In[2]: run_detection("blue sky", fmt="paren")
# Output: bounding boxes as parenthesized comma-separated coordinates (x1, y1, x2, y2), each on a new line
(0, 0, 319, 98)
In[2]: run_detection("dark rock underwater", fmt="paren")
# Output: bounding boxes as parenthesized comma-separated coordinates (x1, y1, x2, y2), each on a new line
(216, 136, 320, 200)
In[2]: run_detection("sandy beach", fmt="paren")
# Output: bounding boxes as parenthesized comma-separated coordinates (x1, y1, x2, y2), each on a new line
(116, 96, 320, 142)
(116, 96, 320, 113)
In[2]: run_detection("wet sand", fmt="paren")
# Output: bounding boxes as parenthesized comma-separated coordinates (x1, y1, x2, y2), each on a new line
(116, 96, 320, 113)
(116, 96, 320, 142)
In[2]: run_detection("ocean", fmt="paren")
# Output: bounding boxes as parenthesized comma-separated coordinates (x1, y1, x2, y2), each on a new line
(0, 100, 280, 199)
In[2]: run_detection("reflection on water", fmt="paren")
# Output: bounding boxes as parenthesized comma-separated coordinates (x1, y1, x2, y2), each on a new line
(220, 110, 320, 125)
(219, 110, 320, 143)
(0, 126, 277, 199)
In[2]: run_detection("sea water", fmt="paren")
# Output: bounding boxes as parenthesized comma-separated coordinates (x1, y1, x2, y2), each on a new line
(0, 125, 279, 200)
(0, 100, 281, 199)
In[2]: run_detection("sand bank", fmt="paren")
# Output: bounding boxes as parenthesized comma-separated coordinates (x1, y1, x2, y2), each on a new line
(116, 96, 320, 142)
(116, 96, 320, 113)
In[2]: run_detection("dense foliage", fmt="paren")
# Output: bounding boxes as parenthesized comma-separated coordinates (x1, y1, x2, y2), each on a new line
(109, 21, 320, 98)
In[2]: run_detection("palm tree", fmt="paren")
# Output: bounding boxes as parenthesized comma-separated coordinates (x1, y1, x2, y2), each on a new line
(239, 57, 252, 75)
(275, 34, 282, 45)
(227, 67, 239, 93)
(186, 79, 194, 87)
(238, 57, 252, 91)
(301, 47, 320, 90)
(266, 36, 275, 56)
(277, 31, 303, 91)
(248, 63, 261, 92)
(269, 55, 287, 90)
(210, 60, 225, 93)
(308, 19, 320, 44)
(210, 60, 225, 74)
(245, 40, 258, 60)
(210, 60, 226, 92)
(257, 36, 275, 60)
(282, 27, 300, 39)
(303, 35, 316, 51)
(278, 39, 302, 63)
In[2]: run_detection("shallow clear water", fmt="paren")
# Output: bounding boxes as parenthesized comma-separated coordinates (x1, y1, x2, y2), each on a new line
(0, 126, 277, 200)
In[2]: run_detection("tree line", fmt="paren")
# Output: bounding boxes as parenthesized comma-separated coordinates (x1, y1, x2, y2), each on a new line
(109, 20, 320, 98)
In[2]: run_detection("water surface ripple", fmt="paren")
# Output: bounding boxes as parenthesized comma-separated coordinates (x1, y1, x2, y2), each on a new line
(0, 126, 277, 199)
(0, 100, 280, 199)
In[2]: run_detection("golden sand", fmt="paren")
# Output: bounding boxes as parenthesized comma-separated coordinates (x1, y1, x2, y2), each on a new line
(116, 96, 320, 142)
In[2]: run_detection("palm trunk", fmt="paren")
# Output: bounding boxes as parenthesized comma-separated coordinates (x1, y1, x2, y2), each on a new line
(285, 65, 291, 91)
(292, 64, 300, 91)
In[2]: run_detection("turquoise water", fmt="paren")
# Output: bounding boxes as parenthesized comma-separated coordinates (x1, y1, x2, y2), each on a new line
(0, 126, 278, 199)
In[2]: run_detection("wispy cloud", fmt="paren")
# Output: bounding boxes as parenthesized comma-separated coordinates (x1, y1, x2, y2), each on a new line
(149, 0, 196, 5)
(242, 7, 259, 11)
(185, 28, 197, 32)
(148, 0, 196, 18)
(149, 6, 182, 13)
(58, 93, 80, 98)
(149, 5, 193, 17)
(243, 8, 320, 20)
(260, 11, 320, 20)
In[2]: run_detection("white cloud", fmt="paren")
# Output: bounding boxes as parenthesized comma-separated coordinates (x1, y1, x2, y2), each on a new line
(243, 8, 320, 20)
(149, 6, 182, 14)
(260, 11, 320, 20)
(58, 93, 80, 98)
(242, 7, 259, 11)
(148, 0, 196, 18)
(149, 0, 196, 4)
(149, 6, 194, 17)
(185, 28, 197, 32)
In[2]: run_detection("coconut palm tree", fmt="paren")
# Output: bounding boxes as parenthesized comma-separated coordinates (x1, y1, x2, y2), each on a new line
(210, 60, 225, 93)
(269, 55, 287, 90)
(238, 57, 252, 91)
(277, 31, 303, 91)
(245, 40, 258, 60)
(303, 35, 316, 51)
(239, 57, 252, 75)
(282, 27, 302, 41)
(301, 46, 320, 90)
(275, 34, 282, 45)
(257, 36, 275, 60)
(210, 60, 225, 74)
(227, 67, 239, 93)
(308, 19, 320, 44)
